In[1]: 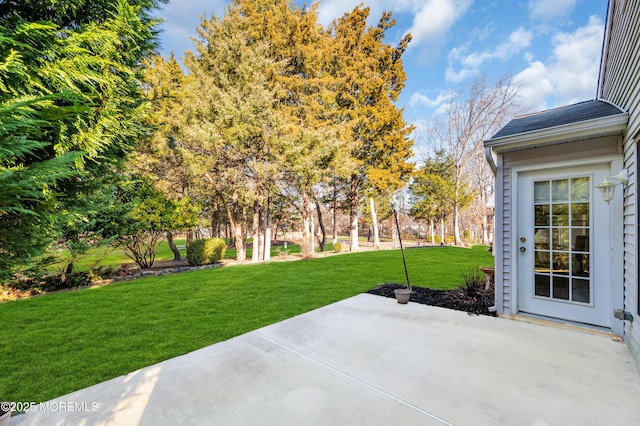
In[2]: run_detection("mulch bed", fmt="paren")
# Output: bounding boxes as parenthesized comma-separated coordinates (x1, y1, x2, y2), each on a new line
(367, 283, 495, 316)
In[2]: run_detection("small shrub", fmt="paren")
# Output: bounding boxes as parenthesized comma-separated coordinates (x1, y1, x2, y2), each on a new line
(432, 235, 442, 244)
(13, 272, 94, 292)
(187, 238, 227, 266)
(204, 238, 227, 263)
(463, 229, 471, 239)
(459, 268, 485, 298)
(445, 236, 455, 244)
(334, 242, 343, 253)
(186, 239, 207, 265)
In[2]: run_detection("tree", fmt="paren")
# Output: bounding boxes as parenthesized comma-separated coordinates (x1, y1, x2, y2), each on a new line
(134, 54, 198, 259)
(326, 7, 414, 251)
(179, 5, 292, 261)
(0, 0, 166, 29)
(233, 0, 347, 259)
(409, 153, 460, 244)
(429, 75, 519, 245)
(0, 0, 165, 281)
(98, 176, 198, 269)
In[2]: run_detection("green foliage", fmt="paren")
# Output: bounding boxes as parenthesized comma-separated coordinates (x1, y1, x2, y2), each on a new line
(333, 242, 343, 253)
(98, 175, 199, 269)
(409, 153, 457, 223)
(0, 0, 163, 281)
(445, 236, 455, 244)
(142, 1, 415, 260)
(186, 239, 207, 266)
(432, 235, 442, 244)
(459, 267, 485, 298)
(205, 238, 227, 263)
(0, 0, 167, 31)
(187, 238, 227, 266)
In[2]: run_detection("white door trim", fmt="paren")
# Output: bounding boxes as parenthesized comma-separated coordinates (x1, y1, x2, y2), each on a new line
(510, 156, 624, 334)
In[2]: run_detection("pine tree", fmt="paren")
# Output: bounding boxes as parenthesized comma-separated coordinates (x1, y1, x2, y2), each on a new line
(326, 6, 414, 251)
(0, 0, 164, 280)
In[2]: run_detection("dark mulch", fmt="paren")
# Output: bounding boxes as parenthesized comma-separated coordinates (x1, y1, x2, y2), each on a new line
(367, 283, 495, 316)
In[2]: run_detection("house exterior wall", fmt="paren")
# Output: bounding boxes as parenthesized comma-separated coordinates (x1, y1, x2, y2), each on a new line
(494, 136, 621, 317)
(598, 0, 640, 371)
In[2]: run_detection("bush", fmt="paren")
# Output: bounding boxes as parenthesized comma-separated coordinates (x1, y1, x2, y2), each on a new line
(444, 236, 455, 244)
(205, 238, 227, 263)
(432, 235, 441, 244)
(187, 238, 227, 266)
(186, 239, 206, 265)
(459, 268, 485, 298)
(10, 271, 93, 292)
(334, 242, 343, 253)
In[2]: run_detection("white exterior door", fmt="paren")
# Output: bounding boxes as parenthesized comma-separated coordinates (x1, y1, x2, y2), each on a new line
(517, 165, 611, 328)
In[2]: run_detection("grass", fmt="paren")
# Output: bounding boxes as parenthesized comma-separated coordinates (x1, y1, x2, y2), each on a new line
(49, 239, 190, 273)
(0, 245, 492, 402)
(52, 239, 328, 273)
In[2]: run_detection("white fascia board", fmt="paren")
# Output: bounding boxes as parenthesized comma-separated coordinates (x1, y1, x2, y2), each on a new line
(484, 113, 629, 154)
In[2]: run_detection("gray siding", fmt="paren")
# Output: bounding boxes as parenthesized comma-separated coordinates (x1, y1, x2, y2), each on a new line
(495, 137, 620, 317)
(503, 137, 621, 168)
(599, 0, 640, 370)
(501, 165, 512, 314)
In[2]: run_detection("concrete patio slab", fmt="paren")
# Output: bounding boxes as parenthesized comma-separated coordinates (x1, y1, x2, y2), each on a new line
(10, 294, 640, 425)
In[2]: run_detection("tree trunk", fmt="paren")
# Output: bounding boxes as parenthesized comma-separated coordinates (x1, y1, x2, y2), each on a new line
(263, 195, 272, 261)
(273, 216, 281, 242)
(440, 216, 445, 245)
(349, 177, 360, 251)
(453, 204, 461, 246)
(221, 189, 245, 261)
(430, 218, 435, 244)
(316, 197, 326, 252)
(482, 213, 489, 244)
(332, 178, 338, 245)
(167, 231, 181, 261)
(60, 260, 74, 283)
(252, 196, 261, 263)
(311, 205, 316, 254)
(301, 191, 314, 258)
(369, 197, 380, 249)
(211, 204, 221, 238)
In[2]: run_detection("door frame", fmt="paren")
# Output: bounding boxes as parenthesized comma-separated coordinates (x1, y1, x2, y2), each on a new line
(510, 156, 624, 335)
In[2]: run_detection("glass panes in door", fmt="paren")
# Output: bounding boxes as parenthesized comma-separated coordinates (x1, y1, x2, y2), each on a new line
(533, 177, 591, 304)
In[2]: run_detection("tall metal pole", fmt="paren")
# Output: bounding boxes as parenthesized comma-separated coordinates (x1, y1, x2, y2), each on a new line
(393, 206, 411, 291)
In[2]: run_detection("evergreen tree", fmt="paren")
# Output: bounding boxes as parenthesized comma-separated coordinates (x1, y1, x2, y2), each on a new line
(327, 6, 414, 251)
(0, 0, 165, 281)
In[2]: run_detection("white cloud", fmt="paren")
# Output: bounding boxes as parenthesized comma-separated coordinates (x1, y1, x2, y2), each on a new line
(316, 0, 366, 26)
(445, 27, 533, 83)
(529, 0, 577, 21)
(464, 27, 532, 67)
(410, 90, 456, 107)
(316, 0, 471, 46)
(513, 61, 554, 111)
(407, 0, 471, 46)
(445, 65, 477, 83)
(515, 15, 604, 111)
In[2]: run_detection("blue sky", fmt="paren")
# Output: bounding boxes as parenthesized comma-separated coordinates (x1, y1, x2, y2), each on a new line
(156, 0, 608, 134)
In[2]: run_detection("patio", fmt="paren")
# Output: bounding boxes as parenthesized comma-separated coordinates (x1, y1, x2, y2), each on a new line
(11, 294, 640, 425)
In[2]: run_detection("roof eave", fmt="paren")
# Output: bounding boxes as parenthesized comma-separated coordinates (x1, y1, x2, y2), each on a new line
(484, 113, 629, 154)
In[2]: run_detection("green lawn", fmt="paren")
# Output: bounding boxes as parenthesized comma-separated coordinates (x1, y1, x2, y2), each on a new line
(53, 239, 315, 273)
(0, 245, 492, 402)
